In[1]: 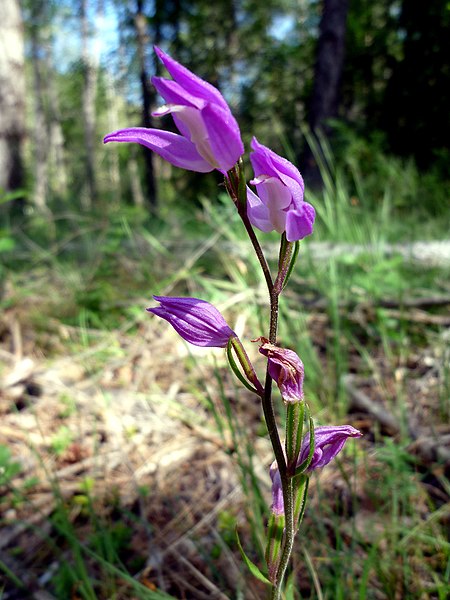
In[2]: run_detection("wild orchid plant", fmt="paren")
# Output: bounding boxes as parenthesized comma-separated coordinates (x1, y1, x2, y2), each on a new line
(104, 47, 361, 600)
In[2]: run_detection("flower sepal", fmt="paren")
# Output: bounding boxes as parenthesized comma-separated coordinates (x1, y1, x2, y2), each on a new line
(257, 338, 305, 404)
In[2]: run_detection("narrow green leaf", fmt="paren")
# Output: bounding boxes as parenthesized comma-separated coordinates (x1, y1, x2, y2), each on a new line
(284, 571, 296, 600)
(235, 527, 272, 586)
(283, 241, 300, 290)
(294, 475, 309, 526)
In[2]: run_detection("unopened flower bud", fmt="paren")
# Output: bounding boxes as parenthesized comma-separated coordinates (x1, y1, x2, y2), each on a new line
(148, 296, 236, 347)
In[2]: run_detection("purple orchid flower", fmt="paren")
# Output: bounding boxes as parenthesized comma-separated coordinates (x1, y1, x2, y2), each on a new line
(104, 47, 244, 174)
(258, 339, 304, 403)
(247, 137, 316, 242)
(270, 425, 362, 515)
(147, 296, 237, 348)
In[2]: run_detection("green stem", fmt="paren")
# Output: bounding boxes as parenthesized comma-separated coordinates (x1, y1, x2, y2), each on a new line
(226, 170, 301, 599)
(285, 403, 304, 472)
(226, 166, 274, 294)
(240, 211, 274, 294)
(271, 476, 295, 600)
(270, 238, 301, 598)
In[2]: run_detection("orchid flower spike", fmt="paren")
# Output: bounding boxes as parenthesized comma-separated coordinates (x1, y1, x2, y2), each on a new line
(247, 137, 316, 242)
(147, 296, 237, 348)
(270, 425, 362, 515)
(104, 47, 244, 174)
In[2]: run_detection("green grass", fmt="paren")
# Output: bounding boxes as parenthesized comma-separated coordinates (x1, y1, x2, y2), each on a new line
(0, 149, 449, 598)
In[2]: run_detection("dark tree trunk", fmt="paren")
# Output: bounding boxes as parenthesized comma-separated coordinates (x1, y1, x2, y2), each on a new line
(303, 0, 349, 182)
(135, 0, 157, 212)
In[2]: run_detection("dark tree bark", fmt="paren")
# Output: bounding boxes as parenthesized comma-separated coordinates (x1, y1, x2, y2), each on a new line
(0, 0, 26, 196)
(309, 0, 349, 133)
(135, 0, 157, 211)
(303, 0, 349, 182)
(384, 0, 450, 169)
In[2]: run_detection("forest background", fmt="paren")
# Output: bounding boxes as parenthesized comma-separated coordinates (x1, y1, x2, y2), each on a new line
(0, 1, 449, 599)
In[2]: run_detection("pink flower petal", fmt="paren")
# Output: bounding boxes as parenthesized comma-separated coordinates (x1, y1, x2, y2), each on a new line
(104, 128, 212, 173)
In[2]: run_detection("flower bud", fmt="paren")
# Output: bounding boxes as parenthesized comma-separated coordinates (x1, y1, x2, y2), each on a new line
(148, 296, 236, 347)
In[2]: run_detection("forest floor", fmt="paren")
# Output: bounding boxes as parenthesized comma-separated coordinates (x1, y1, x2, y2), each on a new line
(0, 232, 449, 599)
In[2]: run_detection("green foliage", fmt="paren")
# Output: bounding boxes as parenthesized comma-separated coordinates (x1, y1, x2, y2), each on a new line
(50, 426, 73, 456)
(0, 445, 21, 487)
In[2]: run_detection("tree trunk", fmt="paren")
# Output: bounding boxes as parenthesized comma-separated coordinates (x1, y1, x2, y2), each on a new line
(310, 0, 349, 132)
(0, 0, 26, 197)
(135, 0, 157, 211)
(46, 42, 67, 198)
(80, 0, 99, 207)
(105, 69, 121, 203)
(304, 0, 349, 182)
(30, 5, 49, 212)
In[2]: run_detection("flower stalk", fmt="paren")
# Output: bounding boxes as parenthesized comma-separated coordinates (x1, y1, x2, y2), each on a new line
(105, 46, 362, 600)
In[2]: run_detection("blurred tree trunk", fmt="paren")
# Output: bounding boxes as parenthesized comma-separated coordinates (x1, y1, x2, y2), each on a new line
(0, 0, 26, 197)
(135, 0, 157, 212)
(105, 70, 122, 204)
(304, 0, 349, 182)
(46, 47, 67, 198)
(80, 0, 99, 207)
(30, 1, 49, 212)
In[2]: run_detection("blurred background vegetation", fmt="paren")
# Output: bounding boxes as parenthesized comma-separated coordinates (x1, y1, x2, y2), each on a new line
(1, 0, 449, 217)
(0, 1, 449, 599)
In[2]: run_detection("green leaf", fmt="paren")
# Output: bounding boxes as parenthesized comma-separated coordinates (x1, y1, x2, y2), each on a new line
(284, 572, 296, 600)
(283, 241, 300, 290)
(0, 189, 25, 205)
(235, 527, 271, 586)
(0, 236, 15, 252)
